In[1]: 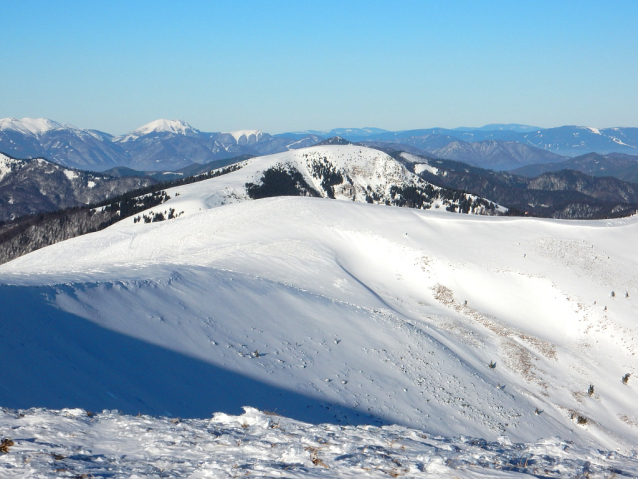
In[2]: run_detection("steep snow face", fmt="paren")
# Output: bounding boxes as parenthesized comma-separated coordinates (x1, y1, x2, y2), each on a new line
(125, 119, 199, 138)
(225, 129, 264, 144)
(0, 117, 63, 136)
(2, 191, 638, 452)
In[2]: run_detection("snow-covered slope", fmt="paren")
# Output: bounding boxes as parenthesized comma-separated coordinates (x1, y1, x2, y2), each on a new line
(1, 150, 638, 455)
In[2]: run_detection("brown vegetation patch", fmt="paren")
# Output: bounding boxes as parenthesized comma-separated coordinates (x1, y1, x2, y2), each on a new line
(431, 283, 557, 387)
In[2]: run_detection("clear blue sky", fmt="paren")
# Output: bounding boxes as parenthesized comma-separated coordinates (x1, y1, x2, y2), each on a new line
(1, 0, 637, 134)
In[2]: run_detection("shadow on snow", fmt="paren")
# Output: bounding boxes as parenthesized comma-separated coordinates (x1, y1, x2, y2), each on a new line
(0, 284, 389, 426)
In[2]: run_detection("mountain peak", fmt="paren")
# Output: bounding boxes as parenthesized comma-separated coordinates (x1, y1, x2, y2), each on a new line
(131, 119, 199, 136)
(0, 117, 64, 136)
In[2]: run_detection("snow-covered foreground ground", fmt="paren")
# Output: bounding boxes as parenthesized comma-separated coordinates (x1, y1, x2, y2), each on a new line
(1, 147, 638, 470)
(2, 406, 637, 478)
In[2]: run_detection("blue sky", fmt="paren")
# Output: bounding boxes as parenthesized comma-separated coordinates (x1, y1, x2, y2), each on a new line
(1, 0, 637, 134)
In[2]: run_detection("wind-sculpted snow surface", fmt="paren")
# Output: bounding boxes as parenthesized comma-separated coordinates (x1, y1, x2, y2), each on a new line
(1, 168, 638, 457)
(2, 407, 637, 478)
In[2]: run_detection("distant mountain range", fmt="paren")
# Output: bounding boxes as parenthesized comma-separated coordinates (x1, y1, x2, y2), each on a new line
(282, 125, 638, 158)
(1, 118, 637, 173)
(512, 152, 638, 183)
(0, 118, 321, 171)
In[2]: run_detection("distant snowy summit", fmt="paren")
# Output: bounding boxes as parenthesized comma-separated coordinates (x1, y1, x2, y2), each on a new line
(0, 117, 67, 136)
(123, 119, 201, 139)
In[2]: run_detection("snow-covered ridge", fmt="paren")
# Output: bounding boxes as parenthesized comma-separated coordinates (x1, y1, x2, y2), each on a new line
(0, 117, 65, 136)
(2, 406, 637, 477)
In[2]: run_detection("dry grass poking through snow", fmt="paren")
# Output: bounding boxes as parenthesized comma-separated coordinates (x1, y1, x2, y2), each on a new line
(431, 284, 557, 388)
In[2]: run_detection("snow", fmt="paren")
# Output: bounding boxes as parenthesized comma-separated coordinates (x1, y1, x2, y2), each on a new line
(1, 192, 638, 453)
(2, 407, 637, 478)
(0, 117, 62, 136)
(125, 119, 198, 138)
(144, 145, 469, 211)
(63, 169, 79, 181)
(400, 152, 441, 175)
(87, 180, 96, 188)
(224, 129, 263, 143)
(1, 144, 638, 466)
(414, 163, 439, 176)
(611, 137, 634, 147)
(0, 153, 21, 181)
(585, 127, 602, 135)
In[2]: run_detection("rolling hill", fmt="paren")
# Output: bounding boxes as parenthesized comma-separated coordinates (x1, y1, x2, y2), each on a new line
(1, 145, 638, 460)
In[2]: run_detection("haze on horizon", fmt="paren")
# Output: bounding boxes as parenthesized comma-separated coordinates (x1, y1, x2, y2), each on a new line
(1, 0, 637, 135)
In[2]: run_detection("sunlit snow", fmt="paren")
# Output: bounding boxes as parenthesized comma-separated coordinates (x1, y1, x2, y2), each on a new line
(0, 117, 64, 136)
(1, 144, 638, 474)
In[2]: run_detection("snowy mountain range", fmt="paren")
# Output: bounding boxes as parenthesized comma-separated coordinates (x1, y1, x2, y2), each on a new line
(1, 147, 638, 454)
(2, 138, 638, 473)
(2, 118, 637, 174)
(0, 118, 322, 171)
